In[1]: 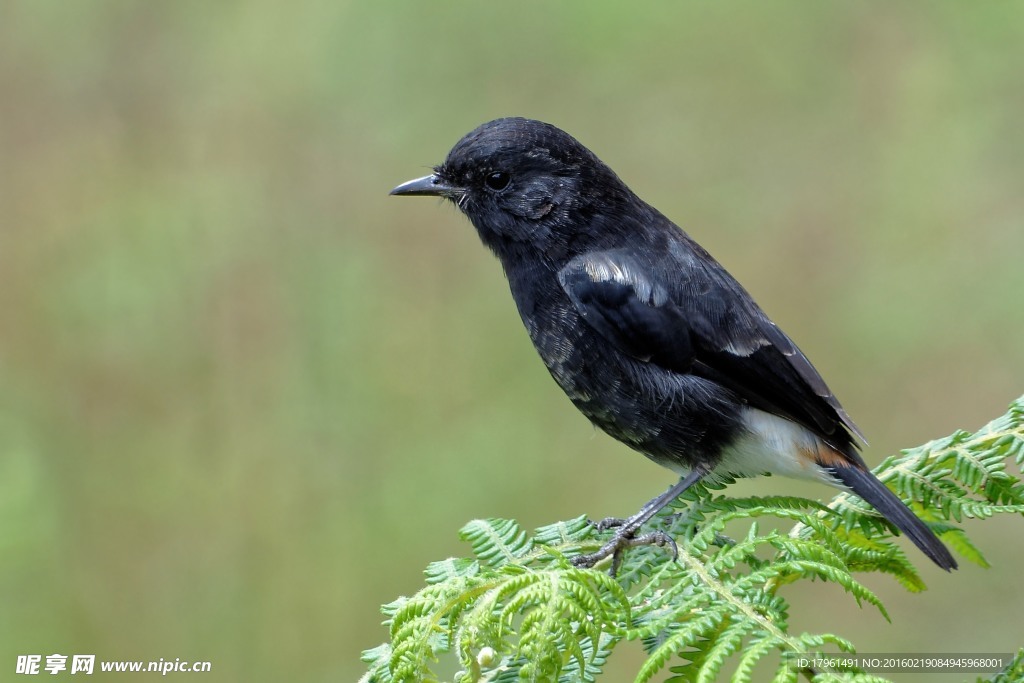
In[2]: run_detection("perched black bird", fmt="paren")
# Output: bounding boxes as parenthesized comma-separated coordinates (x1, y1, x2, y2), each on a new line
(391, 117, 956, 571)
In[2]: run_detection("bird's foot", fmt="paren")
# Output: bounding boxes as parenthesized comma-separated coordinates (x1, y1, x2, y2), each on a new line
(572, 522, 677, 576)
(574, 470, 706, 575)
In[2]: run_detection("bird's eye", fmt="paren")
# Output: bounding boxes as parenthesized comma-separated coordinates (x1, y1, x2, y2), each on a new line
(484, 172, 511, 192)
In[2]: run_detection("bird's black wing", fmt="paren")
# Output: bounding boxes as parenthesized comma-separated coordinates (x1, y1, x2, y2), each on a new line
(558, 248, 865, 449)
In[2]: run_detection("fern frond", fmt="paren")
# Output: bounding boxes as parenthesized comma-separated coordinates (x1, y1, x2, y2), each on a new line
(360, 395, 1024, 682)
(460, 518, 532, 568)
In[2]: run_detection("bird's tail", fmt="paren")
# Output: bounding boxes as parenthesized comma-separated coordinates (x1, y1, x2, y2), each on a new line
(825, 462, 957, 571)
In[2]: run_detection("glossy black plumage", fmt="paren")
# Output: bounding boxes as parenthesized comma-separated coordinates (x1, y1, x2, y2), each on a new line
(391, 117, 956, 571)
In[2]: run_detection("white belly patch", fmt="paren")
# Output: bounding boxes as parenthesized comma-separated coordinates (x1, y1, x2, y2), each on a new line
(712, 408, 843, 488)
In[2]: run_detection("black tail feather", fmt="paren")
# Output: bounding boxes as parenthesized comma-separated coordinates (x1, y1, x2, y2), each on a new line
(828, 464, 957, 571)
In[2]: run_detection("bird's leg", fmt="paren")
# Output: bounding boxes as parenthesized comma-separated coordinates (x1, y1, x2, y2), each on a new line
(591, 470, 704, 531)
(573, 467, 707, 574)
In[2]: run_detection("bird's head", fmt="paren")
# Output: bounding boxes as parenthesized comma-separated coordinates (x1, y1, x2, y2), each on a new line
(391, 118, 632, 259)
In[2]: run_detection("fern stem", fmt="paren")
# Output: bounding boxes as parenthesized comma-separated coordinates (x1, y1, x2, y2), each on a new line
(674, 546, 802, 654)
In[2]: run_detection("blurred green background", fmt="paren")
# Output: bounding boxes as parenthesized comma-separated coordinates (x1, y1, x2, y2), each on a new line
(2, 2, 1022, 681)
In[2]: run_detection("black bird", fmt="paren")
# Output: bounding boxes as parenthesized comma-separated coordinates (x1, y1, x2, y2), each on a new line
(390, 117, 956, 571)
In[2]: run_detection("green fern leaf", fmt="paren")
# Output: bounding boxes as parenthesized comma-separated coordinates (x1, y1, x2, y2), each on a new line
(460, 518, 532, 568)
(361, 395, 1024, 683)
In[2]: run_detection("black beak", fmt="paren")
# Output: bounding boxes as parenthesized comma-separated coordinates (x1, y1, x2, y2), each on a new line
(389, 174, 460, 197)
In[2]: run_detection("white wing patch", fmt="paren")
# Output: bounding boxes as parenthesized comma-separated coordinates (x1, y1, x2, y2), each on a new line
(579, 253, 669, 306)
(720, 337, 767, 357)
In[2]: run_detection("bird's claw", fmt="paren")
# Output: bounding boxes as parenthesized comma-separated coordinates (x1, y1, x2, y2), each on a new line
(573, 525, 678, 576)
(629, 530, 678, 558)
(591, 516, 628, 532)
